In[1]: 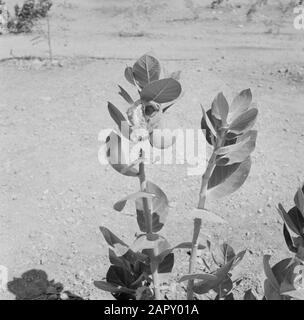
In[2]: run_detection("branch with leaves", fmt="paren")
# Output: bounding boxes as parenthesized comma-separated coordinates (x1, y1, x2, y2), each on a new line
(186, 89, 258, 299)
(95, 54, 183, 300)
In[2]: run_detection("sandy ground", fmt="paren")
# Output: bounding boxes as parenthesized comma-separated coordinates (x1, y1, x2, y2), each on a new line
(0, 0, 304, 299)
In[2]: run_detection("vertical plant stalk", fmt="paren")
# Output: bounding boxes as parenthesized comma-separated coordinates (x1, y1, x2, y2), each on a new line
(187, 129, 226, 299)
(138, 149, 161, 300)
(187, 218, 202, 300)
(46, 14, 53, 63)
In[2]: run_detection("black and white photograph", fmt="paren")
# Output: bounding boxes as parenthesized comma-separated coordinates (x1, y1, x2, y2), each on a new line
(0, 0, 304, 305)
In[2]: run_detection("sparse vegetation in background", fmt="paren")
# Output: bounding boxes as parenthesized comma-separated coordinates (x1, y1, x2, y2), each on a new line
(210, 0, 226, 9)
(246, 0, 268, 22)
(0, 1, 10, 34)
(7, 0, 52, 34)
(30, 13, 53, 64)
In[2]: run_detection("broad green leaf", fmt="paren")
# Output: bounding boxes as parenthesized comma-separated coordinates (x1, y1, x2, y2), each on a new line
(153, 237, 172, 257)
(133, 54, 161, 88)
(174, 242, 206, 250)
(136, 181, 169, 232)
(106, 132, 138, 176)
(211, 92, 229, 123)
(244, 289, 257, 300)
(201, 106, 217, 144)
(124, 66, 136, 86)
(214, 243, 236, 266)
(216, 131, 257, 166)
(147, 181, 169, 224)
(109, 249, 131, 270)
(277, 204, 302, 236)
(113, 192, 155, 212)
(230, 249, 247, 271)
(228, 108, 258, 134)
(206, 157, 252, 200)
(178, 273, 217, 283)
(192, 259, 235, 294)
(136, 207, 165, 234)
(283, 224, 297, 253)
(287, 206, 304, 235)
(263, 255, 280, 291)
(140, 239, 174, 274)
(140, 78, 182, 104)
(106, 266, 138, 298)
(213, 276, 233, 297)
(158, 253, 174, 273)
(264, 279, 283, 300)
(107, 103, 131, 139)
(215, 130, 257, 155)
(294, 186, 304, 217)
(108, 102, 127, 129)
(272, 258, 297, 286)
(280, 268, 304, 300)
(229, 89, 252, 122)
(118, 85, 134, 105)
(280, 278, 297, 296)
(99, 226, 129, 256)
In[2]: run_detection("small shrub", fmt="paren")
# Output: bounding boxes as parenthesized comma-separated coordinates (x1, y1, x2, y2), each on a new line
(95, 53, 260, 300)
(95, 54, 182, 300)
(263, 185, 304, 300)
(7, 0, 52, 34)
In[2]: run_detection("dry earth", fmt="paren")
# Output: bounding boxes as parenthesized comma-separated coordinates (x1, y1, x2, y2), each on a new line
(0, 0, 304, 299)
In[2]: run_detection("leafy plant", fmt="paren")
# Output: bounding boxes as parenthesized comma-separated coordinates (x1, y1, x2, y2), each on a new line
(179, 241, 247, 300)
(263, 185, 304, 300)
(185, 88, 258, 299)
(95, 54, 183, 300)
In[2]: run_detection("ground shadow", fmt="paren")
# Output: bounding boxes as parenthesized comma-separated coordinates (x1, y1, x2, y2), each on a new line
(7, 269, 83, 300)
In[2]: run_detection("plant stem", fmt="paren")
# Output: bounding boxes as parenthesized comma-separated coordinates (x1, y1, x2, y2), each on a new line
(138, 150, 161, 300)
(198, 152, 217, 209)
(187, 130, 227, 299)
(187, 218, 202, 300)
(46, 14, 53, 63)
(138, 158, 152, 236)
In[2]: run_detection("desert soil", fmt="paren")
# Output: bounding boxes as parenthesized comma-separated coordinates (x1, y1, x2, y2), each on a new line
(0, 0, 304, 299)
